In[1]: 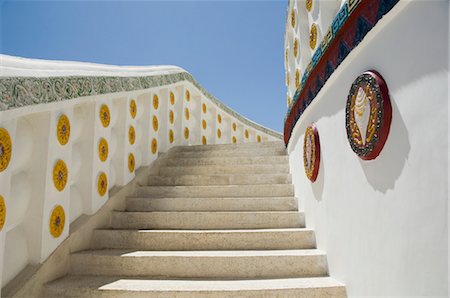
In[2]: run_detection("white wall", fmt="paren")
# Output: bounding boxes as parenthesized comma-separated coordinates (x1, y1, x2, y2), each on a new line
(288, 1, 448, 296)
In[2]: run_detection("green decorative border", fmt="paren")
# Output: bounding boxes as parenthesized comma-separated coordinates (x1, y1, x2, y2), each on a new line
(0, 72, 282, 139)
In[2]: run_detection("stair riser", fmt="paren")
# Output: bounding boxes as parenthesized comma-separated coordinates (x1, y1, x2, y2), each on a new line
(111, 212, 305, 229)
(170, 148, 287, 158)
(147, 174, 292, 186)
(171, 142, 285, 152)
(164, 156, 288, 166)
(70, 254, 328, 278)
(160, 165, 289, 175)
(134, 185, 294, 198)
(126, 197, 298, 212)
(92, 229, 315, 250)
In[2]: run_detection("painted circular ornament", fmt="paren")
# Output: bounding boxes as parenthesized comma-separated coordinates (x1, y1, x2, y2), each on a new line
(245, 129, 249, 139)
(128, 153, 135, 172)
(185, 108, 190, 121)
(185, 90, 190, 102)
(184, 127, 189, 140)
(98, 138, 109, 162)
(294, 38, 299, 58)
(217, 129, 221, 139)
(97, 172, 108, 196)
(151, 138, 158, 154)
(170, 92, 175, 105)
(128, 126, 136, 145)
(306, 0, 313, 12)
(130, 99, 137, 119)
(310, 23, 317, 50)
(346, 71, 392, 160)
(0, 128, 12, 172)
(232, 136, 237, 144)
(0, 195, 6, 232)
(232, 123, 237, 132)
(49, 205, 65, 238)
(295, 69, 300, 88)
(57, 114, 71, 146)
(202, 120, 207, 130)
(217, 114, 222, 124)
(169, 110, 174, 124)
(202, 103, 207, 114)
(169, 129, 174, 144)
(152, 115, 159, 132)
(303, 123, 320, 182)
(202, 136, 207, 145)
(291, 9, 296, 28)
(153, 94, 159, 110)
(99, 104, 110, 128)
(53, 159, 68, 191)
(257, 135, 262, 143)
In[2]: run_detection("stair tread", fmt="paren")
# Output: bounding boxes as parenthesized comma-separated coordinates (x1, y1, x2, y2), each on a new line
(96, 228, 312, 233)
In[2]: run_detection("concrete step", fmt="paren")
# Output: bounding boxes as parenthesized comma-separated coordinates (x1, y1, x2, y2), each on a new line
(170, 147, 287, 158)
(171, 141, 285, 152)
(70, 249, 328, 279)
(133, 184, 294, 198)
(147, 174, 292, 186)
(164, 155, 289, 167)
(92, 228, 315, 250)
(111, 211, 305, 230)
(159, 164, 289, 175)
(46, 276, 346, 298)
(126, 197, 298, 212)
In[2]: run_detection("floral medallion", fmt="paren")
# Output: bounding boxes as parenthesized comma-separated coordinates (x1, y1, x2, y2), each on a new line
(152, 115, 159, 132)
(49, 205, 65, 238)
(151, 138, 158, 155)
(153, 94, 159, 110)
(169, 110, 174, 124)
(169, 129, 174, 144)
(202, 103, 207, 114)
(202, 136, 207, 145)
(232, 123, 237, 132)
(310, 23, 317, 50)
(53, 159, 68, 191)
(291, 9, 296, 28)
(0, 195, 6, 232)
(346, 71, 392, 160)
(57, 114, 70, 146)
(98, 138, 109, 162)
(0, 128, 12, 172)
(232, 136, 237, 144)
(202, 119, 207, 130)
(99, 104, 110, 128)
(295, 69, 300, 88)
(245, 129, 249, 139)
(217, 129, 221, 139)
(130, 99, 137, 119)
(128, 126, 136, 145)
(170, 91, 175, 105)
(97, 172, 108, 196)
(185, 90, 190, 102)
(185, 108, 190, 121)
(217, 114, 222, 124)
(306, 0, 313, 12)
(257, 135, 262, 143)
(184, 127, 189, 140)
(303, 123, 320, 182)
(294, 38, 299, 58)
(128, 153, 135, 172)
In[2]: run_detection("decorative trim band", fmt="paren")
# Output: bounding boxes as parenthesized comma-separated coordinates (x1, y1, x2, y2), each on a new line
(0, 71, 282, 139)
(284, 0, 399, 145)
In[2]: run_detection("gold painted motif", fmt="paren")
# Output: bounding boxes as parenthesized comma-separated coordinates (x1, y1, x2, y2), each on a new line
(0, 195, 6, 232)
(294, 38, 299, 58)
(169, 110, 174, 124)
(306, 0, 313, 12)
(169, 129, 174, 143)
(153, 94, 159, 110)
(232, 123, 237, 132)
(202, 103, 207, 114)
(170, 92, 175, 105)
(99, 104, 110, 128)
(232, 136, 237, 144)
(128, 126, 136, 145)
(217, 129, 221, 139)
(49, 205, 65, 238)
(152, 115, 159, 132)
(98, 138, 109, 162)
(151, 138, 158, 154)
(130, 99, 137, 119)
(185, 90, 190, 101)
(295, 69, 300, 88)
(184, 127, 189, 140)
(217, 114, 222, 124)
(257, 135, 262, 143)
(310, 23, 318, 50)
(97, 172, 108, 196)
(291, 9, 296, 28)
(202, 136, 207, 145)
(185, 108, 190, 121)
(202, 120, 207, 130)
(303, 126, 316, 180)
(57, 114, 71, 146)
(53, 159, 68, 192)
(0, 128, 12, 172)
(245, 129, 249, 139)
(128, 153, 135, 172)
(348, 85, 378, 146)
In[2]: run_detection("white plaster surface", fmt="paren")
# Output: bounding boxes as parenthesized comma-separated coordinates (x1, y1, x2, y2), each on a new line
(287, 1, 449, 296)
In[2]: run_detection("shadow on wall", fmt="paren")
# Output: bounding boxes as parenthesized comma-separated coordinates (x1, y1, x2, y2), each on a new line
(312, 152, 325, 201)
(360, 99, 410, 193)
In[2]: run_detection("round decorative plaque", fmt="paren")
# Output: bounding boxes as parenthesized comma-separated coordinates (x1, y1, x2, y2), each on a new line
(232, 123, 237, 131)
(152, 116, 159, 132)
(257, 135, 261, 143)
(202, 136, 207, 145)
(97, 172, 108, 196)
(185, 108, 190, 121)
(185, 90, 190, 101)
(217, 129, 221, 139)
(151, 138, 158, 154)
(128, 153, 135, 172)
(345, 70, 392, 160)
(303, 123, 320, 182)
(294, 38, 299, 58)
(232, 136, 237, 144)
(53, 159, 68, 191)
(128, 126, 136, 145)
(170, 92, 175, 105)
(0, 195, 6, 232)
(310, 23, 317, 50)
(169, 110, 174, 124)
(245, 129, 249, 139)
(153, 94, 159, 110)
(49, 205, 65, 238)
(306, 0, 313, 12)
(57, 114, 71, 145)
(0, 128, 12, 172)
(217, 114, 222, 124)
(130, 99, 137, 119)
(169, 129, 174, 144)
(291, 9, 296, 28)
(98, 138, 109, 162)
(99, 104, 110, 128)
(184, 127, 189, 140)
(202, 103, 207, 114)
(202, 120, 207, 130)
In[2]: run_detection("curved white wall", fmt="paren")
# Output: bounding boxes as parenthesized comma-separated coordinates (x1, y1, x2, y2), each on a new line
(287, 1, 448, 296)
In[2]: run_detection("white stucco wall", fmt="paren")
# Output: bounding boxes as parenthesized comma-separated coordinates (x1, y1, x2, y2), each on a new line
(288, 1, 448, 296)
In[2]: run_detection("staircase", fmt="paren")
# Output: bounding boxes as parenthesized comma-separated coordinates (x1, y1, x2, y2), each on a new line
(45, 141, 346, 297)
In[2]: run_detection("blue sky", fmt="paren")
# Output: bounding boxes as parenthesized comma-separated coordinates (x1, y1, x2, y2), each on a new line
(1, 0, 287, 132)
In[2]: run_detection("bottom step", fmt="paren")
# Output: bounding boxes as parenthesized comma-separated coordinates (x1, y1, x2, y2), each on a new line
(46, 276, 346, 298)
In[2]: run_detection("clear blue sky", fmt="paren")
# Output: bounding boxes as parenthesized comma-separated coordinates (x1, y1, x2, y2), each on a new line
(0, 0, 287, 132)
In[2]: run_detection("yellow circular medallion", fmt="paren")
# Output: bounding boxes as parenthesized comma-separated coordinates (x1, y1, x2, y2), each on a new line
(130, 99, 137, 119)
(294, 38, 299, 58)
(185, 90, 190, 102)
(217, 129, 221, 139)
(128, 153, 135, 172)
(98, 138, 109, 162)
(295, 69, 300, 88)
(202, 119, 207, 130)
(49, 205, 65, 238)
(57, 114, 71, 146)
(310, 23, 317, 50)
(152, 115, 159, 132)
(202, 103, 207, 114)
(169, 129, 174, 144)
(151, 138, 158, 154)
(169, 110, 175, 124)
(184, 127, 189, 140)
(128, 126, 136, 145)
(0, 195, 6, 232)
(232, 123, 237, 132)
(257, 135, 262, 143)
(0, 128, 12, 172)
(53, 159, 68, 192)
(170, 92, 175, 105)
(202, 136, 207, 145)
(99, 104, 110, 128)
(245, 129, 249, 139)
(232, 136, 237, 144)
(291, 9, 296, 28)
(306, 0, 313, 12)
(97, 172, 108, 196)
(153, 94, 159, 110)
(185, 108, 190, 121)
(217, 114, 222, 124)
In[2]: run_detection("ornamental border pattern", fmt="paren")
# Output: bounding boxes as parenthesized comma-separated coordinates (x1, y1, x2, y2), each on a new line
(284, 0, 399, 145)
(0, 71, 282, 139)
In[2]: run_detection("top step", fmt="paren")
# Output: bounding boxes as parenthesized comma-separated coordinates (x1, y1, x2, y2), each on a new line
(171, 141, 286, 152)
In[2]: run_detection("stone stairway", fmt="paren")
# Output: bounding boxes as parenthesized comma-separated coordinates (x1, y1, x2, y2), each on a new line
(45, 141, 346, 297)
